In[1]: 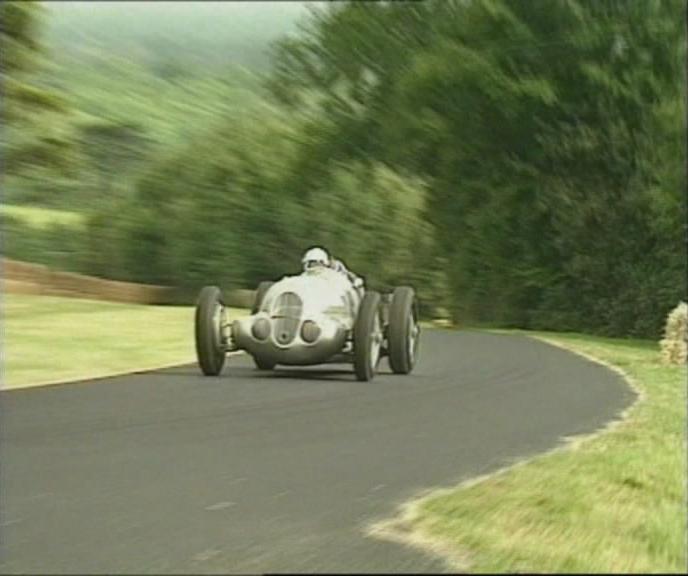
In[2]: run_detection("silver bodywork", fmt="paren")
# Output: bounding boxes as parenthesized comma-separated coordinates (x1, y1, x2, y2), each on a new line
(231, 268, 363, 366)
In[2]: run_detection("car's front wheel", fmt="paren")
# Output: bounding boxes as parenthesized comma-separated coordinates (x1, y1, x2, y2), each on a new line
(195, 286, 227, 376)
(353, 291, 383, 381)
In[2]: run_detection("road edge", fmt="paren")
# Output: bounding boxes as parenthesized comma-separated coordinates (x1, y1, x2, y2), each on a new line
(1, 351, 246, 392)
(364, 332, 642, 572)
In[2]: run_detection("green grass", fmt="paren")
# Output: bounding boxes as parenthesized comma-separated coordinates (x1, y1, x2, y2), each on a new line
(404, 330, 687, 573)
(50, 55, 266, 148)
(2, 294, 248, 389)
(0, 204, 85, 230)
(1, 206, 89, 275)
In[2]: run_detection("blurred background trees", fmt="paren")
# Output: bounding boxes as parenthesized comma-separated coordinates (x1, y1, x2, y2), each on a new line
(1, 0, 685, 338)
(1, 1, 76, 182)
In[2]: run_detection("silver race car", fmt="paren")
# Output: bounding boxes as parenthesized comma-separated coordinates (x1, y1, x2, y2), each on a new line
(194, 267, 420, 381)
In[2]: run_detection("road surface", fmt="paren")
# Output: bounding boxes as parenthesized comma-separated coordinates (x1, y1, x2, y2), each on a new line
(0, 330, 633, 573)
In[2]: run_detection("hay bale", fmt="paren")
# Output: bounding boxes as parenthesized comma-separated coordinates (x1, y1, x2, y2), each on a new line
(2, 257, 174, 304)
(2, 258, 52, 283)
(660, 301, 687, 365)
(1, 278, 44, 296)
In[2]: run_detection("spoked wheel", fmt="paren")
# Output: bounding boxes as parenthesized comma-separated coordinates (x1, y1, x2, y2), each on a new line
(388, 286, 420, 375)
(195, 286, 228, 376)
(353, 291, 383, 381)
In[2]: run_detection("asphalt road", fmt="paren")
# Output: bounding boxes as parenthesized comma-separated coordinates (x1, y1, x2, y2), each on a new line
(0, 329, 634, 574)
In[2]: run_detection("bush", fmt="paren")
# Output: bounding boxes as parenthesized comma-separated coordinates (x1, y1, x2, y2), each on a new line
(86, 110, 452, 314)
(0, 213, 88, 273)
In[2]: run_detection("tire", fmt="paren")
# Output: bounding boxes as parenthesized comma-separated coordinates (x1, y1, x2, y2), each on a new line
(388, 286, 420, 375)
(195, 286, 227, 376)
(252, 281, 274, 315)
(353, 291, 383, 381)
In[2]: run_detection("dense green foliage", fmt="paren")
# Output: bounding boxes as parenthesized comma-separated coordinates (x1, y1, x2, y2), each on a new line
(4, 1, 685, 336)
(260, 0, 686, 335)
(1, 1, 76, 179)
(84, 107, 449, 314)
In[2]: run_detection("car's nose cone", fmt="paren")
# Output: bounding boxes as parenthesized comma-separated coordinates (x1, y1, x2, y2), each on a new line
(277, 329, 292, 344)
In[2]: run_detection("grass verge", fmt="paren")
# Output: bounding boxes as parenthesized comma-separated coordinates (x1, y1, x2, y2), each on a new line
(0, 204, 85, 230)
(372, 330, 686, 573)
(2, 294, 248, 390)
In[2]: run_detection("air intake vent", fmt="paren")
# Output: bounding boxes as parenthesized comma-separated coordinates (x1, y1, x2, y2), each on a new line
(271, 292, 302, 345)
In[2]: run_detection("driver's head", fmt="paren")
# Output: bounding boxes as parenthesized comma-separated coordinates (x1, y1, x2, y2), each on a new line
(302, 246, 331, 271)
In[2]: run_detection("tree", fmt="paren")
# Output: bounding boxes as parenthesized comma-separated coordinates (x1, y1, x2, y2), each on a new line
(1, 1, 76, 178)
(76, 119, 152, 201)
(266, 0, 685, 336)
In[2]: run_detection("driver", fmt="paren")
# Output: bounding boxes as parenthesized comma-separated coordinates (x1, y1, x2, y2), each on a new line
(301, 246, 364, 292)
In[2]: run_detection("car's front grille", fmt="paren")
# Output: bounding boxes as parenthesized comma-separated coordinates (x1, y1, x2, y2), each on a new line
(271, 292, 302, 345)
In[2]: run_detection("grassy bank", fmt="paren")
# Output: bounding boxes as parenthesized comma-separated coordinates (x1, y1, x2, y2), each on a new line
(1, 294, 248, 390)
(0, 204, 86, 230)
(391, 331, 687, 573)
(1, 205, 89, 274)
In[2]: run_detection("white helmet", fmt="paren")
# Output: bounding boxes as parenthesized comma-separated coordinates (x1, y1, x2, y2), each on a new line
(302, 246, 331, 271)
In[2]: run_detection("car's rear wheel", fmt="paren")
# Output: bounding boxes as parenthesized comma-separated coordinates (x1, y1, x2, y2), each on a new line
(252, 281, 274, 314)
(353, 291, 383, 381)
(195, 286, 227, 376)
(388, 286, 420, 375)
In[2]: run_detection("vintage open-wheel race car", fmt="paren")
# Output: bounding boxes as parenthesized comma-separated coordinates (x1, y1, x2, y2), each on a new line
(194, 267, 420, 381)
